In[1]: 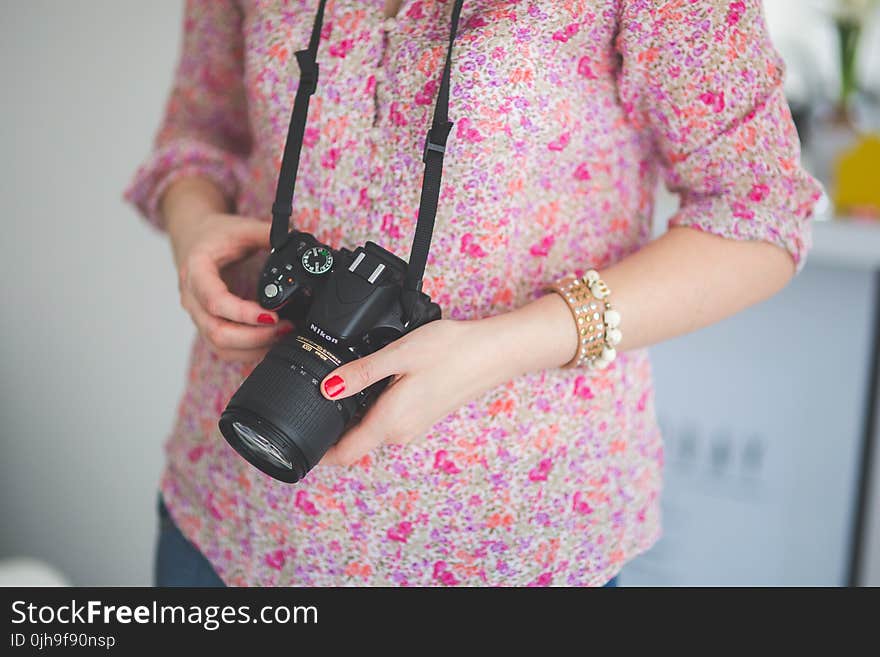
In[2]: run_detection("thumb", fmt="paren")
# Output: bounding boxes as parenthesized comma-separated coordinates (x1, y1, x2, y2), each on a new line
(233, 218, 272, 247)
(320, 347, 400, 401)
(218, 219, 271, 263)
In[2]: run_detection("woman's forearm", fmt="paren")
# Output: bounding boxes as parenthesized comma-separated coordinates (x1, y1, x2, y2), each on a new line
(491, 226, 797, 376)
(160, 176, 232, 266)
(601, 226, 795, 351)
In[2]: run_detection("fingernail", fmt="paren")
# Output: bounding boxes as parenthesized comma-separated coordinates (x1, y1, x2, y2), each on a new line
(324, 375, 345, 398)
(276, 325, 294, 337)
(258, 313, 276, 325)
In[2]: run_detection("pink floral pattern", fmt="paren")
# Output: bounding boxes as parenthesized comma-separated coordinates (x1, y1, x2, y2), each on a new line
(126, 0, 820, 586)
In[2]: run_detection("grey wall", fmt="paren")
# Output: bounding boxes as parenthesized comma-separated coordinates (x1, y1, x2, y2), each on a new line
(1, 1, 190, 585)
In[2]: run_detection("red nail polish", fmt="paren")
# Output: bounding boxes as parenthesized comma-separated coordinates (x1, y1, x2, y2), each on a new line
(258, 313, 276, 325)
(276, 325, 294, 337)
(324, 375, 345, 398)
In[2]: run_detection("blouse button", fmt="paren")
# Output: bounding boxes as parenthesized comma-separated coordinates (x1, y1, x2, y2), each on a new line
(382, 17, 398, 32)
(368, 183, 383, 200)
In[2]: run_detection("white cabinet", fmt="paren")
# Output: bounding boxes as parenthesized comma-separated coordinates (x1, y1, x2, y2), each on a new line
(624, 198, 880, 585)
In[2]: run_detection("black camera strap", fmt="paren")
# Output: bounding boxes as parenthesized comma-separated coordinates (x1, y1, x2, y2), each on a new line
(269, 0, 465, 309)
(404, 0, 464, 296)
(269, 0, 328, 250)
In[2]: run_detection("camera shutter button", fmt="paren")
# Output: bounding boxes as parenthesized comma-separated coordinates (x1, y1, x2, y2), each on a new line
(264, 283, 280, 299)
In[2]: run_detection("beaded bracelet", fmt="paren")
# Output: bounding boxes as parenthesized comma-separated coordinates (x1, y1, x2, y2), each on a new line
(547, 270, 623, 370)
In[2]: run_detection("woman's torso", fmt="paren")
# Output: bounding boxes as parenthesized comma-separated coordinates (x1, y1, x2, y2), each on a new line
(162, 0, 663, 586)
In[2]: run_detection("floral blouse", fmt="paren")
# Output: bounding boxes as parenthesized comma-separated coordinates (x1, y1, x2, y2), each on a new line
(126, 0, 820, 586)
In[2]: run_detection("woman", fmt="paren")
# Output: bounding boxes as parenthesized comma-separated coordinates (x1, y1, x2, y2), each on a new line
(128, 0, 821, 587)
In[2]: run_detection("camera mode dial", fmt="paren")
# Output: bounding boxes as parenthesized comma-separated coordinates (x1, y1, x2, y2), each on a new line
(302, 246, 334, 275)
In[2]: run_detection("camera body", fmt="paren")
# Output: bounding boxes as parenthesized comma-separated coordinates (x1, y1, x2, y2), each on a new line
(258, 231, 439, 354)
(218, 231, 441, 483)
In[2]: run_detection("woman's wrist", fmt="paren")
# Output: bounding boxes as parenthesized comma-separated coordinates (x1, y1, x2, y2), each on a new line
(161, 176, 231, 266)
(468, 293, 579, 383)
(547, 270, 623, 369)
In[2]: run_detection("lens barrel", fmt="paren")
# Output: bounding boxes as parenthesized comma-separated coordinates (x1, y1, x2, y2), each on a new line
(219, 333, 358, 483)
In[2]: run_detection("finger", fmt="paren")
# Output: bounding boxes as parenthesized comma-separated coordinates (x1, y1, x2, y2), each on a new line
(187, 254, 279, 326)
(202, 318, 286, 351)
(212, 346, 272, 364)
(183, 292, 288, 351)
(321, 394, 404, 467)
(214, 220, 272, 265)
(319, 341, 409, 400)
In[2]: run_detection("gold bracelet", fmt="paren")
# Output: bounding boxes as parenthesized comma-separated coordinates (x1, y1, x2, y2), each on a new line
(547, 270, 622, 369)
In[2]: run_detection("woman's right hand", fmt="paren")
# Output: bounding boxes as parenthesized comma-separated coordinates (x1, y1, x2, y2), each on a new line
(167, 208, 292, 363)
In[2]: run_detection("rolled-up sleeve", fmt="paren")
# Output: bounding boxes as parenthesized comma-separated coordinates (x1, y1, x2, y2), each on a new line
(124, 0, 252, 230)
(616, 0, 823, 271)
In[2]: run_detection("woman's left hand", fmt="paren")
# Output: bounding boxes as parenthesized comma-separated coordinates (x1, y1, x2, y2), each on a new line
(318, 293, 579, 467)
(318, 319, 504, 466)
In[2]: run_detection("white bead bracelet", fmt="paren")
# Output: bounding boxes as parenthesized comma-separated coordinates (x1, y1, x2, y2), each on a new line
(547, 270, 623, 370)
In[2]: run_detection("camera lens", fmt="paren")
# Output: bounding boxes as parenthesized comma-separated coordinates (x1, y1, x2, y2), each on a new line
(231, 421, 293, 471)
(219, 333, 360, 483)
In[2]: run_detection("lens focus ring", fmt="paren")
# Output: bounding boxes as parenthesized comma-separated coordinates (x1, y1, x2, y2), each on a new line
(219, 334, 356, 482)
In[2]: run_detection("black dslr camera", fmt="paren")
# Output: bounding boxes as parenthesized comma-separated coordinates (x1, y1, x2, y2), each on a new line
(218, 0, 463, 483)
(219, 233, 440, 483)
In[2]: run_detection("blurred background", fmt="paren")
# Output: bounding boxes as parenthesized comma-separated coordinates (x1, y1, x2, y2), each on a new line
(1, 0, 878, 586)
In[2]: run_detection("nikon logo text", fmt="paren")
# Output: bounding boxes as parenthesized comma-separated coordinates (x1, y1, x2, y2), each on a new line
(310, 323, 339, 344)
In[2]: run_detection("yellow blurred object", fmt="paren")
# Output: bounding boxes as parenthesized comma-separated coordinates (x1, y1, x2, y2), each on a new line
(833, 133, 880, 219)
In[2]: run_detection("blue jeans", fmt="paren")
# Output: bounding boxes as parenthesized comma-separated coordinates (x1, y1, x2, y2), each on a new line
(155, 496, 618, 587)
(155, 497, 225, 587)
